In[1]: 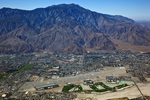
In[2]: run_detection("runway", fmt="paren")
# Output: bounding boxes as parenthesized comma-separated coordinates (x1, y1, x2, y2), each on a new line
(19, 68, 122, 91)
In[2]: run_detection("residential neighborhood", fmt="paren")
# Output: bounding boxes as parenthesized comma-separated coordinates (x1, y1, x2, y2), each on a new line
(0, 50, 150, 99)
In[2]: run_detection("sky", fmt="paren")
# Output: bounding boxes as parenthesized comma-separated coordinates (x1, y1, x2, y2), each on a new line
(0, 0, 150, 20)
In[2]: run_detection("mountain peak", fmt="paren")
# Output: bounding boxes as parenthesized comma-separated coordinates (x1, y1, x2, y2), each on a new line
(44, 3, 84, 11)
(50, 3, 80, 7)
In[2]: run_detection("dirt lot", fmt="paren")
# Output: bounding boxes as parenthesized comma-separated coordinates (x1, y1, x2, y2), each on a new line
(30, 75, 39, 80)
(43, 78, 53, 81)
(132, 77, 140, 82)
(146, 78, 150, 82)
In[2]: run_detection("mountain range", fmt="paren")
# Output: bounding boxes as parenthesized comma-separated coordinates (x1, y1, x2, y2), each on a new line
(0, 4, 150, 54)
(136, 20, 150, 25)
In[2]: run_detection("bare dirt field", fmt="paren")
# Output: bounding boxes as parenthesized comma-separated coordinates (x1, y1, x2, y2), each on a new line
(43, 78, 53, 81)
(132, 77, 140, 82)
(30, 75, 39, 80)
(146, 78, 150, 82)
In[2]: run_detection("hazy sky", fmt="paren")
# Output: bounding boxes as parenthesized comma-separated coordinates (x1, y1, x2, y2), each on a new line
(0, 0, 150, 20)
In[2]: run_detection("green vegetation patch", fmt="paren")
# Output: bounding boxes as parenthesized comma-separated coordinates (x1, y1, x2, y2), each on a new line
(62, 82, 129, 93)
(45, 95, 53, 99)
(62, 85, 83, 92)
(89, 85, 97, 90)
(0, 73, 10, 80)
(113, 84, 128, 90)
(19, 64, 34, 73)
(95, 88, 109, 92)
(0, 64, 34, 79)
(48, 64, 52, 67)
(45, 95, 50, 99)
(6, 69, 18, 73)
(75, 85, 83, 92)
(62, 85, 75, 92)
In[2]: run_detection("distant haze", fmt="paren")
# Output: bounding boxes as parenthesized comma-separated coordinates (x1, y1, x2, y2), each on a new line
(0, 0, 150, 20)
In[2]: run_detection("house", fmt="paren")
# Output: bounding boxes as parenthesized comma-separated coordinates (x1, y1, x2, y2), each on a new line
(84, 79, 94, 84)
(52, 66, 60, 69)
(48, 69, 59, 75)
(106, 76, 119, 83)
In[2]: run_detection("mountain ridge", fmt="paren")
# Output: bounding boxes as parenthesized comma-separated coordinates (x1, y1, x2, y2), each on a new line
(0, 4, 150, 54)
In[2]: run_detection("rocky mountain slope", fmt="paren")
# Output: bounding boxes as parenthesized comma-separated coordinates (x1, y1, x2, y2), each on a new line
(0, 4, 150, 54)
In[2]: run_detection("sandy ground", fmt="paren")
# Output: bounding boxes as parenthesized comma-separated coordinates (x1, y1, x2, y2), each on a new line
(132, 77, 140, 82)
(43, 78, 53, 81)
(146, 78, 150, 82)
(75, 82, 150, 100)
